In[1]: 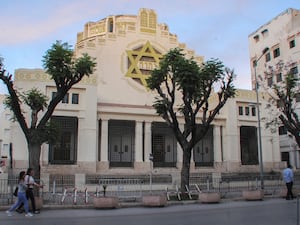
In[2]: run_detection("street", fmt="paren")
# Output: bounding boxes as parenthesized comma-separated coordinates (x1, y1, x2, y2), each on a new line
(2, 198, 298, 225)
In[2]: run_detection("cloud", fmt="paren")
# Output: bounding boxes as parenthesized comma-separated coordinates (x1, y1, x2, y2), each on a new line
(0, 1, 113, 45)
(0, 0, 261, 45)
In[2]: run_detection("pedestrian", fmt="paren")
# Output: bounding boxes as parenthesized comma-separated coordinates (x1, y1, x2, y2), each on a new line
(16, 168, 43, 214)
(283, 163, 294, 200)
(6, 171, 33, 217)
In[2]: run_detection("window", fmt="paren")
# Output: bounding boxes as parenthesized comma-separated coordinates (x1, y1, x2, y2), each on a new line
(261, 29, 268, 37)
(49, 116, 78, 164)
(253, 35, 259, 42)
(265, 52, 271, 62)
(276, 73, 282, 82)
(52, 92, 57, 100)
(2, 144, 9, 157)
(251, 107, 256, 116)
(240, 126, 258, 165)
(267, 77, 273, 87)
(4, 129, 10, 138)
(62, 93, 69, 104)
(289, 39, 296, 48)
(273, 48, 280, 58)
(278, 126, 287, 135)
(290, 66, 298, 76)
(281, 152, 290, 163)
(108, 18, 114, 32)
(72, 93, 79, 104)
(245, 107, 250, 116)
(238, 106, 243, 115)
(277, 99, 284, 108)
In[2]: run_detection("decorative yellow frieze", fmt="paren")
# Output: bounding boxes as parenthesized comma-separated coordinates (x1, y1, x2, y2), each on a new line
(15, 69, 51, 82)
(89, 22, 105, 36)
(14, 69, 97, 86)
(116, 22, 136, 32)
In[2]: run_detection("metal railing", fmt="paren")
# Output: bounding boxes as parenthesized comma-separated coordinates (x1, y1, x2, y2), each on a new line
(97, 178, 143, 200)
(0, 173, 296, 206)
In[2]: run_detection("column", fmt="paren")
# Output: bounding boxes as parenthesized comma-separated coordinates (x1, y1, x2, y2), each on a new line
(213, 125, 222, 162)
(135, 121, 143, 162)
(100, 119, 108, 162)
(144, 122, 152, 162)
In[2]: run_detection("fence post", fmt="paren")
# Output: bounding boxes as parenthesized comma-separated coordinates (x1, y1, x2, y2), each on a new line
(73, 188, 77, 205)
(297, 193, 300, 225)
(85, 188, 88, 204)
(61, 188, 67, 204)
(206, 176, 210, 191)
(52, 180, 56, 195)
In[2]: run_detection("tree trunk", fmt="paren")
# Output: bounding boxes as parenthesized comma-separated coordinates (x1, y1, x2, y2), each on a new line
(28, 142, 41, 182)
(181, 148, 192, 192)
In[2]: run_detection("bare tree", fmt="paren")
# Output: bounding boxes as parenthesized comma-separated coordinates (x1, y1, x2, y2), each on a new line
(262, 60, 300, 148)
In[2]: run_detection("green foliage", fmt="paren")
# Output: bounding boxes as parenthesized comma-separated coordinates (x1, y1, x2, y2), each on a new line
(43, 41, 96, 89)
(43, 41, 74, 81)
(147, 48, 235, 130)
(21, 88, 48, 111)
(147, 48, 236, 190)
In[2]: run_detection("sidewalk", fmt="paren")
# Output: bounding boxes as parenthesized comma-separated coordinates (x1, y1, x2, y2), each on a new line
(0, 194, 287, 211)
(2, 197, 299, 225)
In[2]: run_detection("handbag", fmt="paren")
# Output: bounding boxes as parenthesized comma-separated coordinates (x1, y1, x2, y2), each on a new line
(13, 186, 18, 196)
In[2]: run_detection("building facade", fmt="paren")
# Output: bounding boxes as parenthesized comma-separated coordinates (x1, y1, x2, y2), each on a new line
(248, 8, 300, 168)
(1, 9, 284, 186)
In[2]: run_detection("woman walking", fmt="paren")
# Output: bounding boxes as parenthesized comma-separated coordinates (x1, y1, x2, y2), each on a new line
(6, 171, 33, 217)
(16, 168, 43, 214)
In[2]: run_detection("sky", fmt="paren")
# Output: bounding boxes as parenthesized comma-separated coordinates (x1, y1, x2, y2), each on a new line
(0, 0, 300, 94)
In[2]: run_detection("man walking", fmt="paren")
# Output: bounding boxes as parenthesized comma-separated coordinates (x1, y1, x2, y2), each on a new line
(283, 163, 294, 200)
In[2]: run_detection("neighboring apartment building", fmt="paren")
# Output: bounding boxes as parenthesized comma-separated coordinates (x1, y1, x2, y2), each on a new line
(248, 8, 300, 168)
(1, 9, 283, 187)
(0, 94, 11, 172)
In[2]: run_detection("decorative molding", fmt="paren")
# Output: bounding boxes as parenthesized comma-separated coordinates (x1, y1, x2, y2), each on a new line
(15, 69, 97, 86)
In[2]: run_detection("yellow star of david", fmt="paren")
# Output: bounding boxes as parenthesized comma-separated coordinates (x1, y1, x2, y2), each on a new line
(126, 41, 162, 87)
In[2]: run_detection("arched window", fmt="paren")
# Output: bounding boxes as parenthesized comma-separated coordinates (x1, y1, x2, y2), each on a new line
(108, 18, 114, 32)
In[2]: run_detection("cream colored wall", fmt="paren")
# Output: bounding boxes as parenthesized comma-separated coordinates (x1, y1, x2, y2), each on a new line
(10, 67, 98, 171)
